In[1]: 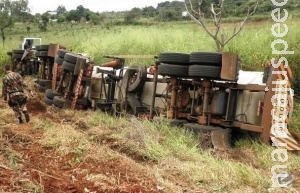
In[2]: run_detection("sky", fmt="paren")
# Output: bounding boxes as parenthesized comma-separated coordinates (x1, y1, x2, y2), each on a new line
(28, 0, 174, 14)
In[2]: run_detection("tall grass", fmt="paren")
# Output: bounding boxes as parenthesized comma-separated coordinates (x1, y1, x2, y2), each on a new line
(1, 20, 299, 66)
(28, 109, 300, 192)
(1, 20, 299, 70)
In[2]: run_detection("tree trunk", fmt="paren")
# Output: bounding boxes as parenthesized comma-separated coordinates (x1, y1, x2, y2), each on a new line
(215, 41, 222, 52)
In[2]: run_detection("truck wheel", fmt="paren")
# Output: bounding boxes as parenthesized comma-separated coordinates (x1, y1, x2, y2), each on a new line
(158, 53, 190, 65)
(12, 50, 25, 54)
(38, 79, 52, 88)
(124, 64, 147, 93)
(62, 61, 75, 72)
(55, 57, 64, 65)
(190, 52, 222, 66)
(44, 97, 53, 106)
(188, 65, 221, 79)
(170, 119, 188, 127)
(57, 49, 69, 58)
(36, 45, 49, 51)
(12, 54, 23, 60)
(64, 53, 79, 64)
(45, 89, 62, 100)
(38, 85, 46, 93)
(53, 96, 66, 108)
(158, 64, 189, 77)
(120, 94, 142, 116)
(36, 51, 48, 57)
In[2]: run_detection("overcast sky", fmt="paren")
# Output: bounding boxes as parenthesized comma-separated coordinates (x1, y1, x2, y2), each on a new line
(28, 0, 174, 14)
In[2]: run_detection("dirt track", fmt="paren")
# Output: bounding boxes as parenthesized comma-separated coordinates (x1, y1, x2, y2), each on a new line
(0, 99, 164, 193)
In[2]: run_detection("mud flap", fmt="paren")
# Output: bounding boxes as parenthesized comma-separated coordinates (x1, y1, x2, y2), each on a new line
(211, 128, 231, 150)
(220, 52, 239, 81)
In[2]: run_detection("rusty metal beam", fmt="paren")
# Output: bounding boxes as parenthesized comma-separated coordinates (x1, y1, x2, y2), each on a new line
(261, 67, 277, 143)
(236, 84, 266, 91)
(150, 63, 159, 119)
(104, 55, 156, 59)
(232, 122, 263, 132)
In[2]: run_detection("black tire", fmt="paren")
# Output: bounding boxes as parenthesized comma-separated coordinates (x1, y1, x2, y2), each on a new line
(124, 64, 147, 93)
(38, 85, 46, 93)
(190, 52, 222, 66)
(170, 119, 188, 127)
(188, 65, 221, 79)
(12, 54, 23, 60)
(53, 96, 66, 108)
(44, 97, 53, 106)
(64, 53, 79, 64)
(120, 94, 142, 116)
(38, 79, 52, 87)
(62, 61, 75, 72)
(57, 49, 69, 58)
(12, 50, 25, 54)
(158, 53, 190, 65)
(45, 89, 62, 100)
(36, 45, 49, 51)
(158, 64, 189, 77)
(55, 57, 64, 65)
(36, 51, 48, 57)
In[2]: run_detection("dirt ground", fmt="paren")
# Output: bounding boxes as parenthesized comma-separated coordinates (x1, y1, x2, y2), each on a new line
(0, 98, 163, 193)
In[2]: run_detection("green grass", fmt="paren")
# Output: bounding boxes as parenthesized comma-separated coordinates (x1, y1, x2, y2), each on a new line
(1, 20, 300, 84)
(0, 20, 298, 69)
(31, 109, 300, 192)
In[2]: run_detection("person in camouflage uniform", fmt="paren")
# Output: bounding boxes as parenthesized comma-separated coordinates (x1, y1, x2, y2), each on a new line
(2, 65, 30, 124)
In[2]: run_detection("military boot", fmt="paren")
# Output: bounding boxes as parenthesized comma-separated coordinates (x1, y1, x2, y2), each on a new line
(23, 111, 30, 123)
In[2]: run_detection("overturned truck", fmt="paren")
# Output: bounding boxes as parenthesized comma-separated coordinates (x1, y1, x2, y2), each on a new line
(33, 47, 299, 150)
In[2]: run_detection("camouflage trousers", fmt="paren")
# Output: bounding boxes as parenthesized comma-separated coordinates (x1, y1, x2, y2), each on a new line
(8, 94, 28, 118)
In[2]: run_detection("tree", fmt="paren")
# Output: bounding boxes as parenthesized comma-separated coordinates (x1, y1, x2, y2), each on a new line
(76, 5, 87, 22)
(56, 5, 66, 15)
(65, 10, 77, 21)
(39, 13, 49, 31)
(0, 0, 29, 46)
(88, 12, 106, 25)
(184, 0, 258, 52)
(65, 5, 91, 22)
(142, 6, 156, 18)
(156, 1, 185, 21)
(57, 14, 66, 23)
(124, 8, 142, 24)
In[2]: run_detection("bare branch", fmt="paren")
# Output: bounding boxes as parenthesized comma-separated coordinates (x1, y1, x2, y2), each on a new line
(223, 0, 259, 46)
(212, 0, 224, 39)
(184, 0, 199, 16)
(184, 0, 259, 52)
(185, 0, 216, 40)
